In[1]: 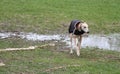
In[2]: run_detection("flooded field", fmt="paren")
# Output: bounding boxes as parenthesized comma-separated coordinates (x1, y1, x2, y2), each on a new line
(0, 32, 120, 51)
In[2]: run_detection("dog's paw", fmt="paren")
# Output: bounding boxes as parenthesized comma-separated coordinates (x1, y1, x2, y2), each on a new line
(77, 52, 80, 56)
(77, 54, 80, 56)
(70, 50, 73, 54)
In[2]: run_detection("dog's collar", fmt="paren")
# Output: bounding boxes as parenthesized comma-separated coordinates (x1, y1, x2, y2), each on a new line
(80, 29, 85, 34)
(73, 29, 85, 35)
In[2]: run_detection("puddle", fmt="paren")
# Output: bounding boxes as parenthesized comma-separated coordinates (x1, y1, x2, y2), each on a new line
(0, 32, 120, 51)
(0, 32, 61, 41)
(63, 34, 120, 51)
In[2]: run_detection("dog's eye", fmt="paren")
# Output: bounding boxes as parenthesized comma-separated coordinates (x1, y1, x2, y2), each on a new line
(84, 27, 86, 28)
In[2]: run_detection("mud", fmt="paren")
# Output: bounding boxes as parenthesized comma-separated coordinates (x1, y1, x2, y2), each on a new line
(0, 32, 120, 51)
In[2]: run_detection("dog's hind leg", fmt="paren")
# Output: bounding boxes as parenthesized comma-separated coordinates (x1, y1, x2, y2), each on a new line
(69, 34, 73, 54)
(75, 38, 80, 56)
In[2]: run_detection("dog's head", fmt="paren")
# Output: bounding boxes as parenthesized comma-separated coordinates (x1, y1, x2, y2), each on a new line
(77, 22, 89, 33)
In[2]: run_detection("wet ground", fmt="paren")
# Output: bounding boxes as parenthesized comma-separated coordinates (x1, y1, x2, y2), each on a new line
(0, 32, 120, 51)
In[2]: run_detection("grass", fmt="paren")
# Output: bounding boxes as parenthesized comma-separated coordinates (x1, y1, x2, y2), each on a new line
(0, 38, 43, 49)
(0, 0, 120, 74)
(0, 0, 120, 34)
(0, 48, 120, 74)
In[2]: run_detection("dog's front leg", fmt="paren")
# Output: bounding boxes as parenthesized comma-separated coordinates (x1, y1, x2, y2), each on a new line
(72, 37, 80, 56)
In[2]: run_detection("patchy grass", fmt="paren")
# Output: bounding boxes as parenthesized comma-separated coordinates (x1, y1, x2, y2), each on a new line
(0, 38, 40, 49)
(0, 0, 120, 74)
(0, 48, 120, 74)
(0, 0, 120, 34)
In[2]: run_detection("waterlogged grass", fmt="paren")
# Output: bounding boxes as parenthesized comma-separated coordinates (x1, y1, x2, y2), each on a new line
(0, 48, 120, 74)
(0, 38, 38, 49)
(0, 0, 120, 34)
(0, 37, 52, 49)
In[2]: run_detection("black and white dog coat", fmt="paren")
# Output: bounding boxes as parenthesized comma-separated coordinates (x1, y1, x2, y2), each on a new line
(68, 20, 85, 35)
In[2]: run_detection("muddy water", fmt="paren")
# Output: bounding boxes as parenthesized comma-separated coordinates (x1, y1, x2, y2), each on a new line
(0, 32, 120, 51)
(0, 32, 61, 41)
(63, 34, 120, 51)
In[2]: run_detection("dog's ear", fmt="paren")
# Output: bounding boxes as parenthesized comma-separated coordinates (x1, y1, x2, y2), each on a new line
(76, 23, 82, 30)
(75, 22, 80, 29)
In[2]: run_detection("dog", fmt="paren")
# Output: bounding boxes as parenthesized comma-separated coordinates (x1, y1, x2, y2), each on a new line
(68, 20, 89, 56)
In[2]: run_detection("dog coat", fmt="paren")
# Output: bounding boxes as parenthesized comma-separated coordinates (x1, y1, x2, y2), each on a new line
(68, 20, 85, 35)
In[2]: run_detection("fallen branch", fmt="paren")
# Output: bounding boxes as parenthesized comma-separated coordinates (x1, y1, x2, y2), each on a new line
(0, 43, 55, 52)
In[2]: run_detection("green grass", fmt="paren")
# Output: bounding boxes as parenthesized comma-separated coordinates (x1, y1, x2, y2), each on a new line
(0, 48, 120, 74)
(0, 0, 120, 74)
(0, 0, 120, 34)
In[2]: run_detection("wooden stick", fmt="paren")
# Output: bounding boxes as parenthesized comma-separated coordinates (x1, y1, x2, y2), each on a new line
(0, 62, 5, 66)
(0, 43, 55, 52)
